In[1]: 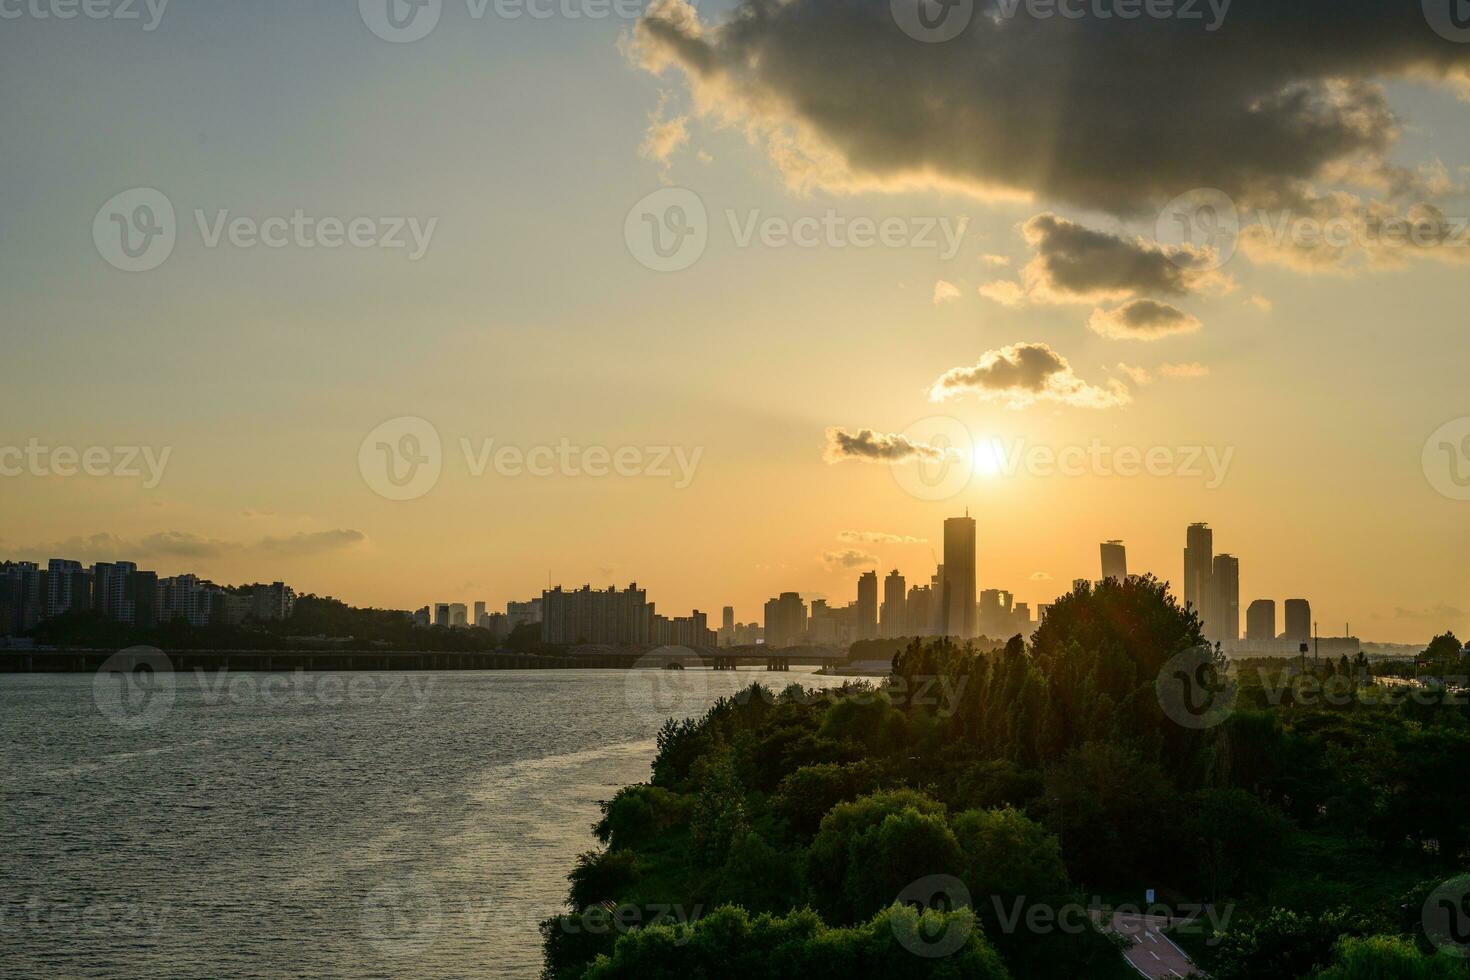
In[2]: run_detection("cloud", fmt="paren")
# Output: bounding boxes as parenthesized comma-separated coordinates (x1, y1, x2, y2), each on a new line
(13, 529, 367, 564)
(1116, 363, 1153, 386)
(983, 213, 1232, 307)
(1088, 299, 1203, 341)
(18, 532, 227, 562)
(628, 0, 1470, 217)
(838, 530, 926, 545)
(1029, 571, 1053, 582)
(252, 529, 367, 557)
(824, 426, 957, 464)
(1239, 196, 1470, 273)
(929, 342, 1131, 409)
(639, 92, 690, 181)
(981, 254, 1011, 267)
(932, 279, 962, 304)
(1248, 294, 1274, 313)
(823, 548, 879, 569)
(1383, 604, 1467, 622)
(1159, 361, 1211, 379)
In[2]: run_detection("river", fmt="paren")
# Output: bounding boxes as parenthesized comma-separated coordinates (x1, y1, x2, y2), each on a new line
(0, 667, 851, 979)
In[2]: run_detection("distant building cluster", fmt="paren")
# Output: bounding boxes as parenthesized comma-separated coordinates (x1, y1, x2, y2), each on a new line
(755, 511, 993, 650)
(1177, 523, 1354, 655)
(413, 584, 717, 648)
(0, 558, 295, 636)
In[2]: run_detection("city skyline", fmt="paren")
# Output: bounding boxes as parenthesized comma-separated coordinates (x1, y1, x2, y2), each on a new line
(1, 513, 1397, 649)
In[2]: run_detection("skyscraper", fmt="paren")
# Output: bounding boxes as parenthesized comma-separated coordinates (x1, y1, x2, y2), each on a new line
(722, 606, 734, 632)
(881, 569, 906, 638)
(764, 592, 807, 649)
(1100, 540, 1127, 582)
(46, 559, 88, 619)
(1183, 523, 1213, 634)
(1212, 554, 1240, 642)
(1284, 599, 1312, 643)
(857, 570, 878, 639)
(943, 511, 976, 638)
(1246, 599, 1276, 642)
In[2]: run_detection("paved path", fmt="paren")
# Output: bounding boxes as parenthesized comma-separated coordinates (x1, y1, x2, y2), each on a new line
(1098, 912, 1200, 979)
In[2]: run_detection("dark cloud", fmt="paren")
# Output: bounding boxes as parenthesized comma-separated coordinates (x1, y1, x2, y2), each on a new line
(632, 0, 1469, 216)
(824, 427, 954, 463)
(982, 213, 1231, 305)
(823, 548, 879, 568)
(929, 341, 1131, 408)
(1088, 298, 1202, 339)
(17, 529, 366, 563)
(252, 530, 367, 557)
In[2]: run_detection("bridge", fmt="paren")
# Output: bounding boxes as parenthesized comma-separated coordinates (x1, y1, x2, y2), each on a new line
(567, 644, 850, 672)
(0, 644, 851, 674)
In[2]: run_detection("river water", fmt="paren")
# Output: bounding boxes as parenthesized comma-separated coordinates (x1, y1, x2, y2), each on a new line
(0, 667, 850, 979)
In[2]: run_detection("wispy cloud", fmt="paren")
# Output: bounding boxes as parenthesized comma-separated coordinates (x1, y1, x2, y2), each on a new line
(838, 530, 926, 545)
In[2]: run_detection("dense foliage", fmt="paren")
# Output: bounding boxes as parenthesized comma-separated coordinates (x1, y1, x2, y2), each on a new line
(544, 577, 1470, 979)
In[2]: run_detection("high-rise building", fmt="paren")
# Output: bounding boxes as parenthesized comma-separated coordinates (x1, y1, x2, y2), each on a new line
(1212, 554, 1240, 642)
(978, 588, 1013, 638)
(857, 570, 878, 639)
(1245, 599, 1276, 642)
(45, 559, 88, 619)
(763, 591, 807, 649)
(1183, 523, 1213, 633)
(931, 565, 945, 635)
(449, 603, 469, 628)
(0, 561, 43, 636)
(474, 601, 487, 626)
(943, 512, 977, 638)
(1284, 599, 1312, 643)
(434, 603, 451, 628)
(906, 584, 933, 637)
(722, 606, 734, 632)
(1100, 540, 1127, 582)
(541, 584, 652, 645)
(881, 570, 906, 637)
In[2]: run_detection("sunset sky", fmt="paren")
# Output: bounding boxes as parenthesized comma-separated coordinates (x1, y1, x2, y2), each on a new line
(3, 0, 1468, 643)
